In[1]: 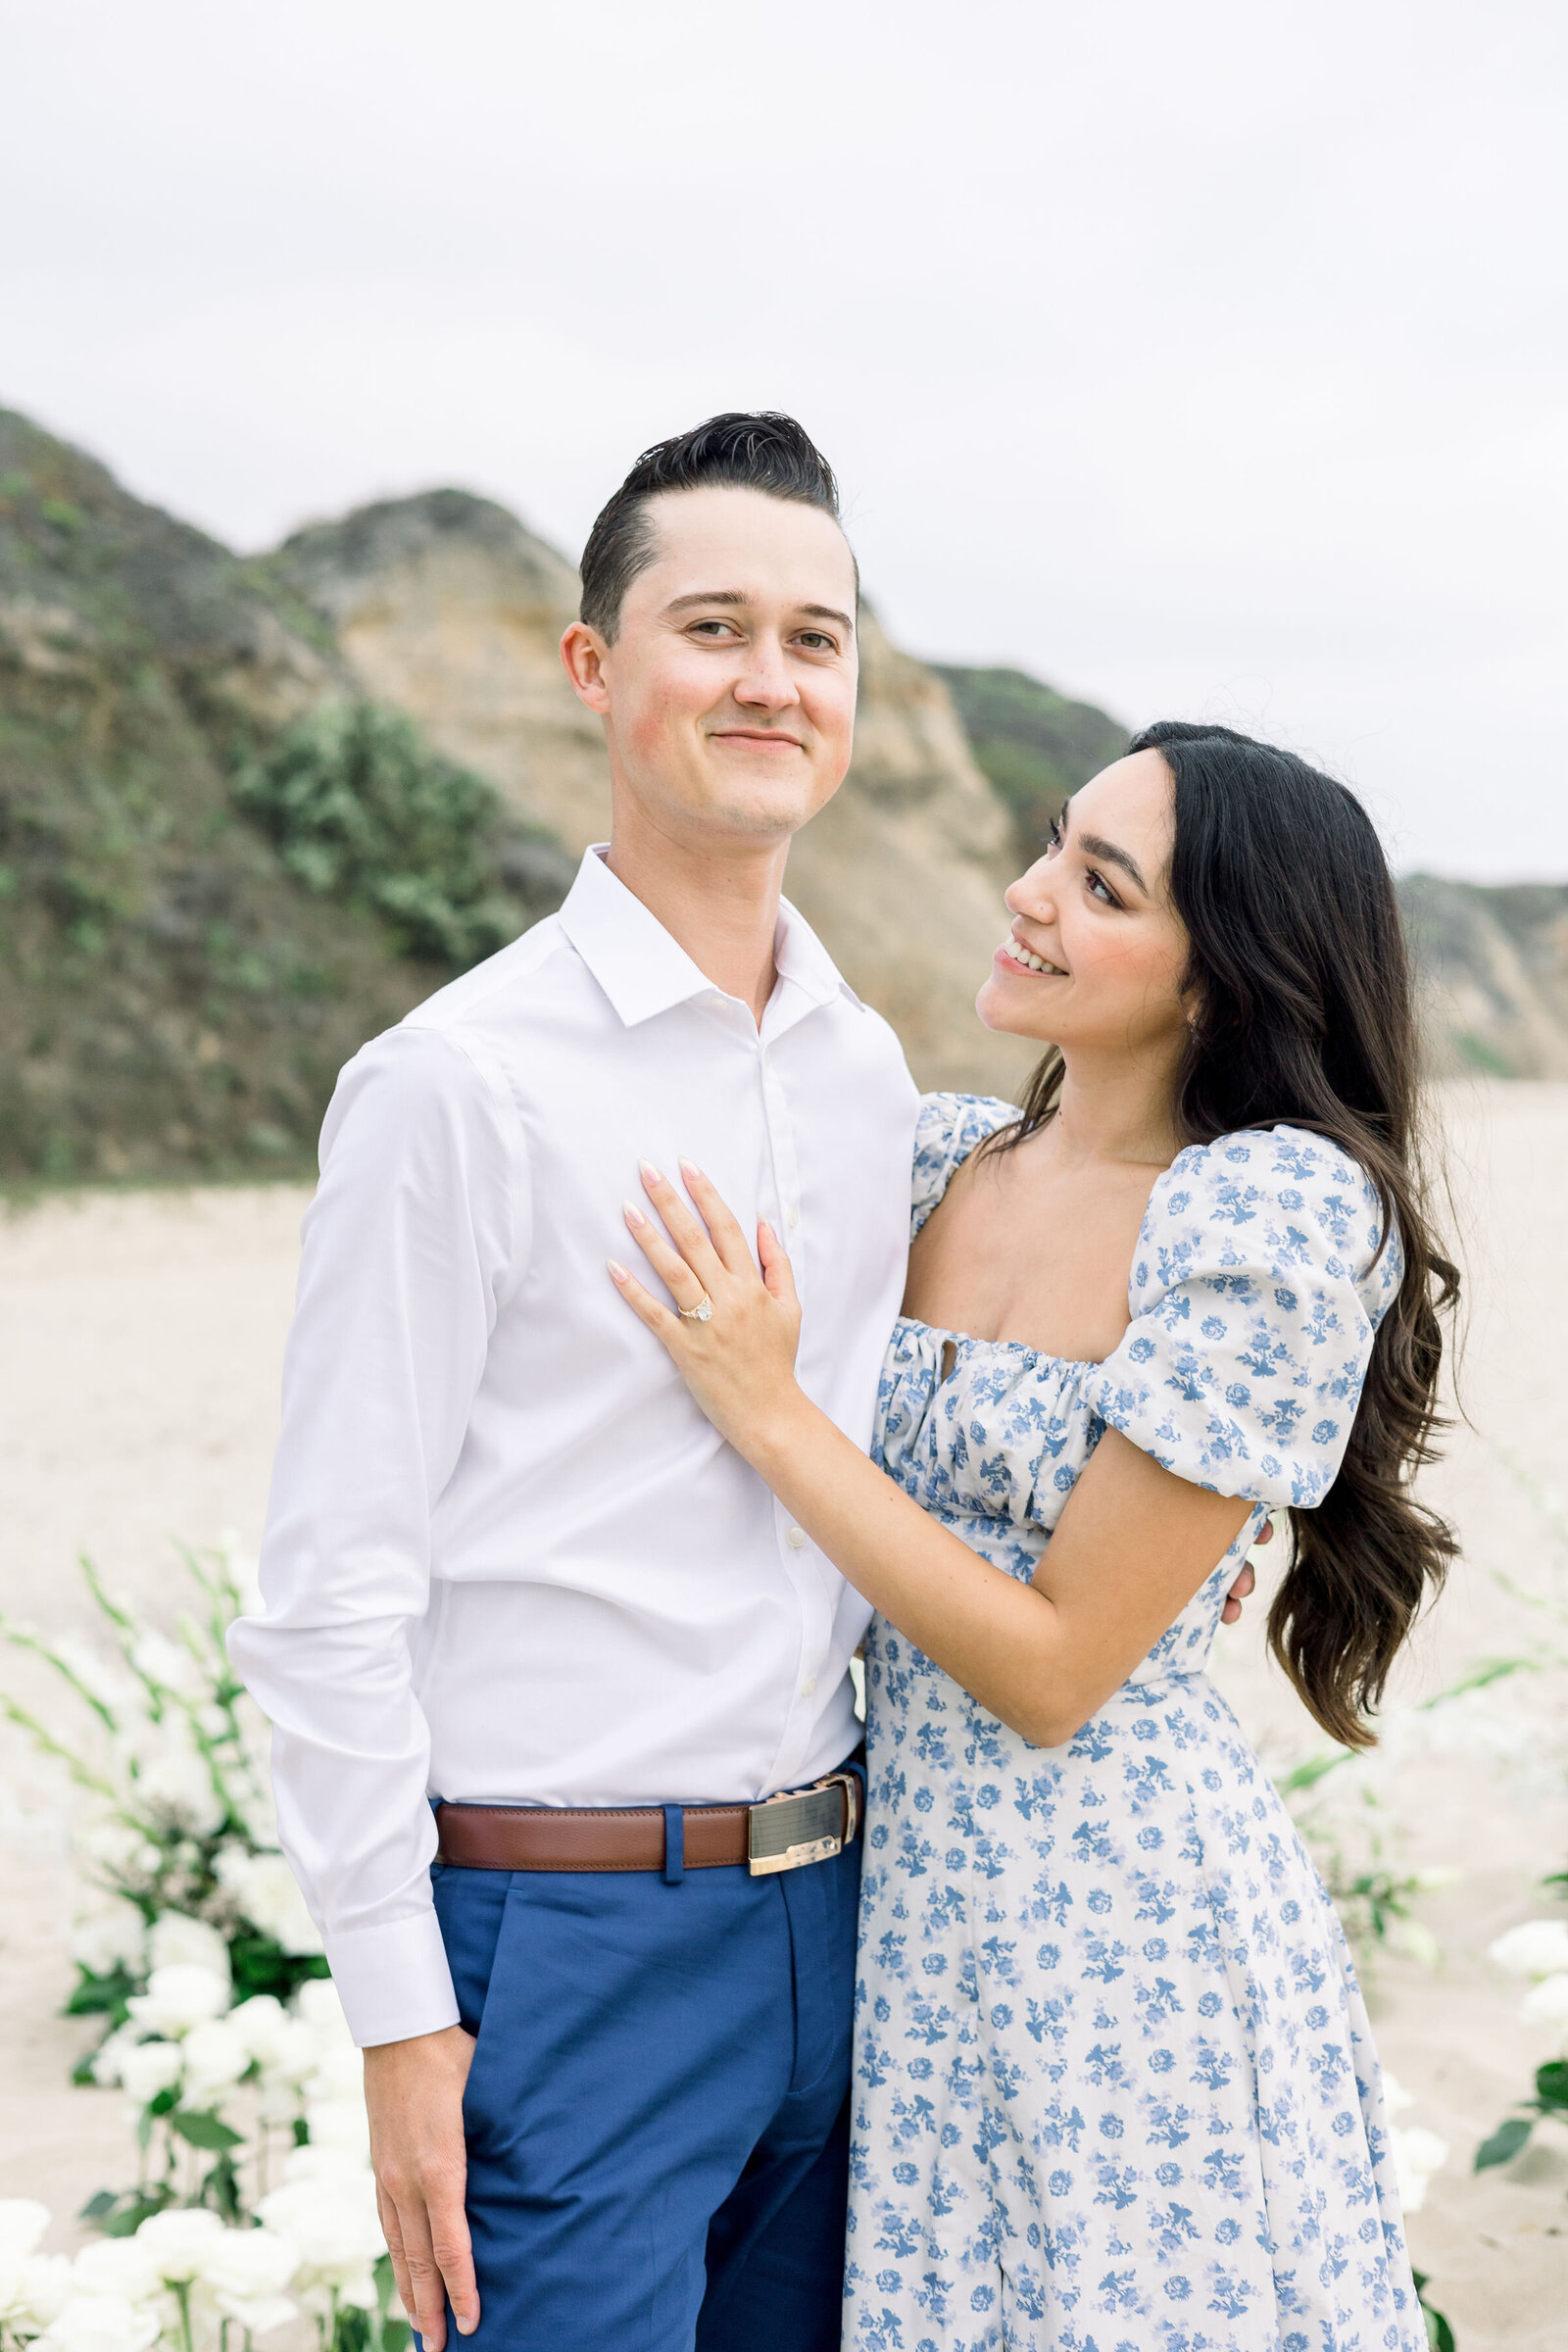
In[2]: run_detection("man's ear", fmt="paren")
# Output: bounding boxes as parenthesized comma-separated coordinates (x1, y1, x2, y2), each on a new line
(560, 621, 612, 714)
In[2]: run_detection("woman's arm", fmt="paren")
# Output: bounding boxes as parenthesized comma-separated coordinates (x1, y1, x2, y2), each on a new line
(612, 1162, 1251, 1746)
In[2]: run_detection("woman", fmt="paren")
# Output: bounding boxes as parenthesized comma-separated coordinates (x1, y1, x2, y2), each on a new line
(609, 721, 1456, 2351)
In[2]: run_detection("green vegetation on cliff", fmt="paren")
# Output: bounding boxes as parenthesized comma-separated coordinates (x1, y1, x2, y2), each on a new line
(933, 664, 1129, 860)
(0, 410, 570, 1183)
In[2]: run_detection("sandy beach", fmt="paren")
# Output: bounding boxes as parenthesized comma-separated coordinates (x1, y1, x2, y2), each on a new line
(2, 1081, 1565, 2345)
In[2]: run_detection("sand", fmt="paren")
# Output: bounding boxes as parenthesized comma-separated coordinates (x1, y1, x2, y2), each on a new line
(2, 1082, 1565, 2344)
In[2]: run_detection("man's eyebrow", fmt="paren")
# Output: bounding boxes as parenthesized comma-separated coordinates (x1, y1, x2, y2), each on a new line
(1076, 830, 1149, 893)
(662, 590, 855, 632)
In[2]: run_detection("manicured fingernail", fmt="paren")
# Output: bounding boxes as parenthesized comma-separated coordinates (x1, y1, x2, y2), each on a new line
(679, 1157, 704, 1181)
(608, 1258, 630, 1283)
(639, 1158, 663, 1186)
(759, 1219, 775, 1242)
(622, 1198, 647, 1227)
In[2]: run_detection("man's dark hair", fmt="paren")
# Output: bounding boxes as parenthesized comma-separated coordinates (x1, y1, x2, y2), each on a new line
(578, 411, 847, 640)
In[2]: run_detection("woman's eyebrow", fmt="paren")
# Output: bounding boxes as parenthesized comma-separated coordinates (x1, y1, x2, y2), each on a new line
(1076, 830, 1148, 892)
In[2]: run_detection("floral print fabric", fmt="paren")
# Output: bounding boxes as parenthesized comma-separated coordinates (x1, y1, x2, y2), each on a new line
(846, 1094, 1423, 2352)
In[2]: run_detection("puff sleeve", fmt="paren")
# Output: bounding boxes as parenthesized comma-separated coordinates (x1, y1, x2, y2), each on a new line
(1082, 1125, 1402, 1508)
(909, 1093, 1018, 1239)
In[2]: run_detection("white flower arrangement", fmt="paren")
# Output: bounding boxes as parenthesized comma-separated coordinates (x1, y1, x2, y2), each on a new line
(0, 2194, 407, 2352)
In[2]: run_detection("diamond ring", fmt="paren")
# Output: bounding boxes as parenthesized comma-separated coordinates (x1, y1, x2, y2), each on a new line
(679, 1293, 714, 1323)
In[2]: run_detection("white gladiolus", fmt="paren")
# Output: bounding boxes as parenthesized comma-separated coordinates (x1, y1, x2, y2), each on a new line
(128, 1631, 203, 1699)
(79, 1824, 162, 1884)
(117, 2039, 185, 2106)
(69, 2241, 164, 2305)
(178, 2018, 252, 2096)
(1488, 1918, 1568, 1980)
(0, 2202, 51, 2256)
(36, 2292, 163, 2352)
(125, 1964, 229, 2038)
(136, 1739, 224, 1838)
(1519, 1970, 1568, 2032)
(1391, 2124, 1449, 2214)
(147, 1915, 230, 1982)
(131, 2206, 225, 2283)
(70, 1913, 147, 1980)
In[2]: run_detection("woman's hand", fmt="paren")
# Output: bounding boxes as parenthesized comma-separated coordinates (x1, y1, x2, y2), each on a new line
(609, 1159, 807, 1460)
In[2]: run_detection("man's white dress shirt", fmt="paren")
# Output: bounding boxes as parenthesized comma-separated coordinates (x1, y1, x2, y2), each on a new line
(229, 847, 918, 2047)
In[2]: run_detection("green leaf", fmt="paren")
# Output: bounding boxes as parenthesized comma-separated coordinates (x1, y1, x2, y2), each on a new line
(65, 1964, 139, 2019)
(171, 2108, 243, 2151)
(1474, 2115, 1534, 2170)
(1534, 2059, 1568, 2114)
(78, 2191, 118, 2221)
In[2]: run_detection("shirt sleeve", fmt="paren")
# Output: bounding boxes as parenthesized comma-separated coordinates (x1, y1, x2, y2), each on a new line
(227, 1023, 527, 2046)
(1081, 1126, 1400, 1509)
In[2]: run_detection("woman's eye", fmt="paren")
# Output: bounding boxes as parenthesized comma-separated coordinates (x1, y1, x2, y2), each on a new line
(1086, 869, 1118, 906)
(1044, 820, 1063, 856)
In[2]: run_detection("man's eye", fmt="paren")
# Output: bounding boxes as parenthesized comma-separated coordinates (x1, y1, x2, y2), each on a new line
(796, 631, 836, 652)
(690, 619, 737, 638)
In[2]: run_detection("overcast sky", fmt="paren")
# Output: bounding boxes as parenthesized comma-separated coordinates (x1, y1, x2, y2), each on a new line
(5, 0, 1564, 877)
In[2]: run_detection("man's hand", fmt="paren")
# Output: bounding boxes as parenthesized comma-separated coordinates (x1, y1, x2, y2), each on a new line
(1220, 1514, 1275, 1625)
(365, 2024, 478, 2349)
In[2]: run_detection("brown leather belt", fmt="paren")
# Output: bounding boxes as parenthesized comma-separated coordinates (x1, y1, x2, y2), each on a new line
(435, 1769, 860, 1879)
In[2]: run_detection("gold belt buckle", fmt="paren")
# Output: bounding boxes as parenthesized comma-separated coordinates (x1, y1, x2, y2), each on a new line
(748, 1771, 859, 1877)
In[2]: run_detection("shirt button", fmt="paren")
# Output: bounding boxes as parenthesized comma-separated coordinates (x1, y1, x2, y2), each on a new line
(786, 1204, 799, 1228)
(706, 994, 725, 1011)
(784, 1525, 807, 1550)
(801, 1675, 817, 1697)
(761, 1047, 772, 1067)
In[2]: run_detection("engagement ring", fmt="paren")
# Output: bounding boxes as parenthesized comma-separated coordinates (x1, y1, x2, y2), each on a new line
(679, 1294, 714, 1323)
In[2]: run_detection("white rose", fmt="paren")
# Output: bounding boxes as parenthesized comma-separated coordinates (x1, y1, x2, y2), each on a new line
(255, 2020, 319, 2089)
(36, 2293, 163, 2352)
(69, 2242, 164, 2306)
(89, 2032, 135, 2090)
(278, 2146, 370, 2187)
(304, 2097, 371, 2163)
(0, 2204, 51, 2258)
(215, 1853, 321, 1956)
(226, 1994, 288, 2068)
(306, 2042, 364, 2103)
(256, 2178, 383, 2286)
(196, 2229, 297, 2300)
(1489, 1918, 1568, 1980)
(125, 1965, 229, 2038)
(1519, 1971, 1568, 2032)
(147, 1916, 230, 1983)
(70, 1913, 147, 1980)
(211, 2292, 297, 2339)
(117, 2040, 185, 2107)
(14, 2254, 73, 2328)
(293, 1979, 351, 2042)
(1380, 2072, 1415, 2117)
(1392, 2124, 1449, 2215)
(131, 2207, 225, 2283)
(179, 2019, 252, 2096)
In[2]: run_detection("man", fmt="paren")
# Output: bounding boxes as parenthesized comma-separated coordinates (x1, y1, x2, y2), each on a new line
(230, 414, 917, 2352)
(231, 412, 1257, 2351)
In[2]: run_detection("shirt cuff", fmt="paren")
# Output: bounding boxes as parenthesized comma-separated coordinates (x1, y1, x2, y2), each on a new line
(323, 1905, 461, 2049)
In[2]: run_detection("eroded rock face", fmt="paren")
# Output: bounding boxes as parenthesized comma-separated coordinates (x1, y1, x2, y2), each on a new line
(270, 488, 1034, 1095)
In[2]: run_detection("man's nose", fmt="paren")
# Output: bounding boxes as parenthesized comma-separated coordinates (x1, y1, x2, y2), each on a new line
(733, 637, 801, 710)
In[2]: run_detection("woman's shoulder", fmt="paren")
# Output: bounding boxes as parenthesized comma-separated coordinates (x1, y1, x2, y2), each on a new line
(1137, 1122, 1399, 1319)
(911, 1093, 1019, 1237)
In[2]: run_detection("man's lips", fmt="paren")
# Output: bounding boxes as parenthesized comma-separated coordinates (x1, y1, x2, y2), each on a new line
(709, 729, 806, 751)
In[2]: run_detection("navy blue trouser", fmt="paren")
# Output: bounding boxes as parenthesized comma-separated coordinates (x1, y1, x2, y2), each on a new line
(427, 1811, 860, 2351)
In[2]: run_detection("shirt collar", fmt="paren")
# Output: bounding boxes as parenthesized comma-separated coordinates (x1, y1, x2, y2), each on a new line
(557, 846, 856, 1030)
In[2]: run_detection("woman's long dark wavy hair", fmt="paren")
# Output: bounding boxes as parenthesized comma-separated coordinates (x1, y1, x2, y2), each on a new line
(988, 719, 1458, 1748)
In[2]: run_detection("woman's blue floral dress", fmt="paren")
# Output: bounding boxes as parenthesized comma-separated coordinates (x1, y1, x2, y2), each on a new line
(846, 1095, 1424, 2352)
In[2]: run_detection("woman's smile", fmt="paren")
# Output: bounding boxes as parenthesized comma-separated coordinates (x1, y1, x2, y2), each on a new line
(994, 934, 1066, 977)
